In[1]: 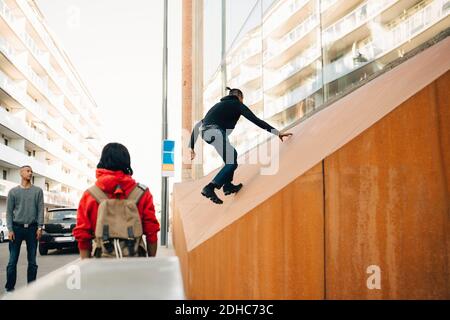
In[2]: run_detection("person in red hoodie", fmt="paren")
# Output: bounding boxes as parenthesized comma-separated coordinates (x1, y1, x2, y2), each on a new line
(73, 143, 160, 259)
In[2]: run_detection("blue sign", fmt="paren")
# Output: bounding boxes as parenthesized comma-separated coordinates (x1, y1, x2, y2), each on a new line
(162, 140, 175, 177)
(163, 152, 174, 165)
(163, 140, 175, 153)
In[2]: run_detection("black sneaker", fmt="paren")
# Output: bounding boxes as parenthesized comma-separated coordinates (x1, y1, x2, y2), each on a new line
(201, 185, 223, 204)
(223, 183, 243, 196)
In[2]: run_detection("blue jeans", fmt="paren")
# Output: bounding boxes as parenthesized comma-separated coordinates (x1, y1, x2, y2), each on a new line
(201, 127, 238, 188)
(5, 225, 38, 291)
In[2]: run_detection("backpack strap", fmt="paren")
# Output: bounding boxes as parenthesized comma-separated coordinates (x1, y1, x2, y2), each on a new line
(127, 183, 147, 205)
(87, 185, 109, 204)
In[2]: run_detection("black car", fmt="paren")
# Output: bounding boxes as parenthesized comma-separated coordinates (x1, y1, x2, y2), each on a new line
(39, 208, 78, 255)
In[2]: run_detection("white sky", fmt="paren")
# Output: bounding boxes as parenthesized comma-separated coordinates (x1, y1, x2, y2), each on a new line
(36, 0, 183, 204)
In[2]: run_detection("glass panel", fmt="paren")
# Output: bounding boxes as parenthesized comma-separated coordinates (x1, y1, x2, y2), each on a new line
(263, 0, 324, 129)
(200, 0, 450, 175)
(203, 0, 223, 82)
(263, 0, 279, 12)
(48, 210, 77, 222)
(203, 0, 223, 129)
(321, 0, 450, 100)
(226, 1, 264, 158)
(226, 0, 260, 50)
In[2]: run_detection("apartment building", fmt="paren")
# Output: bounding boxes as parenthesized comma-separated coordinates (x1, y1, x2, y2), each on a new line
(199, 0, 449, 174)
(0, 0, 102, 213)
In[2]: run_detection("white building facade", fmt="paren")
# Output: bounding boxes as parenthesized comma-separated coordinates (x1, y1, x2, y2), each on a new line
(0, 0, 102, 214)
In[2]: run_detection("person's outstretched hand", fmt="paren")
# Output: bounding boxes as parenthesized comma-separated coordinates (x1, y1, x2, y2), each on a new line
(279, 132, 293, 142)
(190, 148, 196, 161)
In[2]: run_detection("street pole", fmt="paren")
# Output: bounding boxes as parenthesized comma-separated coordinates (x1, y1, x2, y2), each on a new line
(161, 0, 169, 247)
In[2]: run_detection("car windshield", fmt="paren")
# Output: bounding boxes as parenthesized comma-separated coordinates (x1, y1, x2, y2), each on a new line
(48, 210, 77, 222)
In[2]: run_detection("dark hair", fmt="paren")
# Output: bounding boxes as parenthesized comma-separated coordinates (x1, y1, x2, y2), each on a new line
(226, 87, 243, 99)
(97, 143, 134, 175)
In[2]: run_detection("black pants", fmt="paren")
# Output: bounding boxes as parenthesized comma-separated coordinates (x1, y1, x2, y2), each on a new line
(5, 225, 38, 291)
(201, 127, 238, 188)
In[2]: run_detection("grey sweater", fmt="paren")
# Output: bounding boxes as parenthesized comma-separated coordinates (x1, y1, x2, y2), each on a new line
(6, 185, 44, 231)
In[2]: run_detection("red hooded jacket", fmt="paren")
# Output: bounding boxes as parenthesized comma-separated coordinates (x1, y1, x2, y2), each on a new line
(73, 169, 160, 251)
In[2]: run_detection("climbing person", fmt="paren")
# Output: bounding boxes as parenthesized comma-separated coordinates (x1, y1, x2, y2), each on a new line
(189, 87, 293, 204)
(73, 143, 160, 259)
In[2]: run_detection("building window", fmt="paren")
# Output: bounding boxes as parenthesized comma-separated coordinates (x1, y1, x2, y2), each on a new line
(45, 182, 49, 191)
(2, 170, 7, 180)
(4, 139, 8, 146)
(32, 176, 35, 184)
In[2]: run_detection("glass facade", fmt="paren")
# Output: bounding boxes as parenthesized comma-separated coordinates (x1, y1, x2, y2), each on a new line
(202, 0, 450, 173)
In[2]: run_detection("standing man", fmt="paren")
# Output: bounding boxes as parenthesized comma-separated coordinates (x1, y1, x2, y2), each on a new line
(189, 87, 293, 204)
(5, 165, 44, 293)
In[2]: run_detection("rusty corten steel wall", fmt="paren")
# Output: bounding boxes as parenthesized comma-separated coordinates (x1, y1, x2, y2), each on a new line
(173, 203, 190, 295)
(325, 71, 450, 299)
(174, 163, 325, 299)
(173, 71, 450, 299)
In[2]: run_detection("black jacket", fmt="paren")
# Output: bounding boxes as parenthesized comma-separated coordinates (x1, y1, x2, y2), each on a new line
(189, 95, 279, 149)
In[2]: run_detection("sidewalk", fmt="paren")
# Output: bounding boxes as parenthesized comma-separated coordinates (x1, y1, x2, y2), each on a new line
(157, 232, 175, 257)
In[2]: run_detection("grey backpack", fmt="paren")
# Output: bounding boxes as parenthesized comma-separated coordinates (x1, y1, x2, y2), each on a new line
(88, 184, 148, 258)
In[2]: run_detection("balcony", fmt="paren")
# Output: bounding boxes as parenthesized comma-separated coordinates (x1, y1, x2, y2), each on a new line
(323, 0, 450, 84)
(264, 14, 319, 68)
(0, 178, 16, 198)
(48, 91, 87, 137)
(0, 0, 21, 32)
(0, 36, 30, 80)
(0, 36, 15, 58)
(246, 88, 263, 107)
(1, 0, 101, 140)
(323, 41, 380, 84)
(263, 0, 314, 39)
(229, 66, 262, 89)
(0, 41, 97, 163)
(264, 76, 322, 118)
(25, 65, 89, 141)
(0, 68, 26, 97)
(0, 69, 98, 166)
(16, 0, 83, 90)
(0, 36, 89, 139)
(320, 0, 361, 29)
(321, 0, 339, 13)
(388, 0, 450, 43)
(322, 0, 399, 48)
(20, 30, 45, 63)
(229, 37, 262, 73)
(15, 0, 54, 58)
(264, 44, 321, 93)
(0, 178, 77, 207)
(0, 2, 51, 88)
(0, 143, 86, 191)
(26, 65, 48, 95)
(0, 106, 93, 179)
